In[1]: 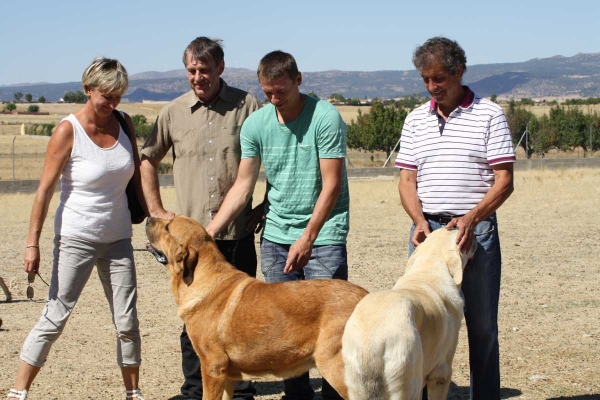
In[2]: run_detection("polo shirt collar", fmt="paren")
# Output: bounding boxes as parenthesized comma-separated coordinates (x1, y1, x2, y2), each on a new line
(429, 86, 475, 113)
(186, 79, 234, 109)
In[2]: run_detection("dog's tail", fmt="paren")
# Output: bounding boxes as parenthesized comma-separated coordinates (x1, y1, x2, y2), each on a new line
(342, 316, 389, 399)
(343, 294, 424, 399)
(343, 341, 390, 399)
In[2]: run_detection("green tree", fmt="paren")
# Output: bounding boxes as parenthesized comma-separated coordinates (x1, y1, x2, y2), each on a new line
(307, 91, 319, 99)
(5, 102, 17, 111)
(24, 123, 55, 136)
(25, 93, 33, 102)
(394, 94, 429, 110)
(38, 96, 46, 103)
(490, 94, 498, 103)
(546, 106, 589, 152)
(14, 92, 23, 102)
(520, 98, 535, 106)
(531, 114, 555, 157)
(347, 102, 407, 158)
(131, 114, 153, 140)
(63, 90, 87, 103)
(329, 93, 345, 102)
(506, 100, 537, 158)
(28, 105, 40, 112)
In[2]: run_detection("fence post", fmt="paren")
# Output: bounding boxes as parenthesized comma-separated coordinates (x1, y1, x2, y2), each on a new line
(12, 136, 16, 181)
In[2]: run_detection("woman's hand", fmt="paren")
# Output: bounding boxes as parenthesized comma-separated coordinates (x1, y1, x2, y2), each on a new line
(24, 246, 40, 274)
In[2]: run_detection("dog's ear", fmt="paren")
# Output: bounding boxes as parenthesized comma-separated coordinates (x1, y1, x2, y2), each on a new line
(175, 245, 199, 286)
(446, 247, 463, 286)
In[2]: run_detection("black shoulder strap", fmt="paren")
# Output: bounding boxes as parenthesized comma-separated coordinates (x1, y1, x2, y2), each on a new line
(113, 110, 134, 146)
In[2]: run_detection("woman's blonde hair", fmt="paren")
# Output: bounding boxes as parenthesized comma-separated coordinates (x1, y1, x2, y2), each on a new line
(82, 57, 128, 95)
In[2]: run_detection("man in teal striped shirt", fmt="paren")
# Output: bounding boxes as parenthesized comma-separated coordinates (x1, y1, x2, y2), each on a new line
(206, 50, 349, 400)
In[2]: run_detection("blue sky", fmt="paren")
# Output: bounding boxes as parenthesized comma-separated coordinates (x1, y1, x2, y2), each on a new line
(0, 0, 597, 86)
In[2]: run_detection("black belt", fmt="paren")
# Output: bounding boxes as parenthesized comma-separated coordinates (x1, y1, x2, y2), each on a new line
(423, 213, 463, 225)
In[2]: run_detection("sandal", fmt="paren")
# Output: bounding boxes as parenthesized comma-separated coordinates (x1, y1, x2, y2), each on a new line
(7, 389, 28, 400)
(126, 388, 144, 400)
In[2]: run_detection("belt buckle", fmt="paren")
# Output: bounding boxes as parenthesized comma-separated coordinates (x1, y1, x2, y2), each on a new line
(439, 215, 451, 224)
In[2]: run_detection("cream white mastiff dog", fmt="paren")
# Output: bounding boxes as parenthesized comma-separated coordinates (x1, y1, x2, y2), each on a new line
(342, 228, 477, 399)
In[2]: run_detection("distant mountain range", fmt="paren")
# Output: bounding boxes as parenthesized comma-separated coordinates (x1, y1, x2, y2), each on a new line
(2, 53, 599, 102)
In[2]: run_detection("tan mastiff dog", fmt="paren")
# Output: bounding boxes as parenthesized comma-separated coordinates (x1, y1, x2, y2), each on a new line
(341, 228, 477, 400)
(146, 215, 368, 400)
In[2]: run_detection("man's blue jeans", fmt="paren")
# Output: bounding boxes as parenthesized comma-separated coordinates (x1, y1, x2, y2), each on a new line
(409, 213, 501, 400)
(260, 238, 348, 400)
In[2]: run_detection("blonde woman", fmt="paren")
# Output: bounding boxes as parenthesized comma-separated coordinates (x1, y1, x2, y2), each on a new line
(7, 57, 145, 400)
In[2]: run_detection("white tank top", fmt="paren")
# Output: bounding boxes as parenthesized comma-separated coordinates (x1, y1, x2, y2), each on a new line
(54, 113, 134, 242)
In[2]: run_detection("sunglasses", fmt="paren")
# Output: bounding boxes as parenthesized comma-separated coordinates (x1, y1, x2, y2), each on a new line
(27, 273, 35, 299)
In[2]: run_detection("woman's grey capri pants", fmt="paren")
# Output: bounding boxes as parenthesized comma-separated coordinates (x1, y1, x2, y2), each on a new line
(20, 235, 141, 368)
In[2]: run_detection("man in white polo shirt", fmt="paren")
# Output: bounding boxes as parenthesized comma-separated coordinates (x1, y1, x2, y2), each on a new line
(396, 37, 515, 399)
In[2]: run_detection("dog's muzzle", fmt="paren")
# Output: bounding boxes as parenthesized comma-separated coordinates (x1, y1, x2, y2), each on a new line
(146, 242, 168, 264)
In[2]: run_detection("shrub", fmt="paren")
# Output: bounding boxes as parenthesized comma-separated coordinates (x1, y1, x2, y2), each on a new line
(131, 114, 154, 140)
(28, 105, 39, 113)
(24, 123, 55, 136)
(5, 102, 16, 111)
(158, 162, 173, 174)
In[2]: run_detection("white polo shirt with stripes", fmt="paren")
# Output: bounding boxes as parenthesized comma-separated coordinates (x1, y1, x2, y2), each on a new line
(395, 87, 516, 216)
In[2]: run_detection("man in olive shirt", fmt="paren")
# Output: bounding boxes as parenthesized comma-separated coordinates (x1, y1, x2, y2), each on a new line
(140, 37, 261, 400)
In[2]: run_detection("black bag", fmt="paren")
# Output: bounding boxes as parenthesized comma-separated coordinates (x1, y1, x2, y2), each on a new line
(114, 110, 147, 224)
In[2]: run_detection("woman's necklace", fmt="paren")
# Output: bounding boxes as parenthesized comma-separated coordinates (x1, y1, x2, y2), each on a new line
(87, 116, 106, 132)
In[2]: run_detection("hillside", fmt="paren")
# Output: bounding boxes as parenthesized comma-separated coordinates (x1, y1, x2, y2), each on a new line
(2, 53, 599, 102)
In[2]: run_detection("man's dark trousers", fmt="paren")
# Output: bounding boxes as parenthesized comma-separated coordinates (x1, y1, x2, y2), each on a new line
(179, 234, 257, 400)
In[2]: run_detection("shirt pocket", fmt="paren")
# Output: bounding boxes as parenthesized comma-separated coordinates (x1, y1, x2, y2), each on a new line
(173, 128, 199, 158)
(221, 125, 241, 159)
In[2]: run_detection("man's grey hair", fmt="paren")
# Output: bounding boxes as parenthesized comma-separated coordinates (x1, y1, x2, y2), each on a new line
(183, 37, 224, 66)
(412, 37, 467, 75)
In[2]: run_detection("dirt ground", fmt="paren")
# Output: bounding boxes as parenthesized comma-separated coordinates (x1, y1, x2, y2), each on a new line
(1, 169, 599, 399)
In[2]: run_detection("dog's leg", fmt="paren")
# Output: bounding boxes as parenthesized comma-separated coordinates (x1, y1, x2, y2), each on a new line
(0, 277, 12, 302)
(201, 369, 228, 400)
(221, 379, 235, 400)
(200, 359, 230, 400)
(316, 354, 349, 399)
(424, 363, 451, 400)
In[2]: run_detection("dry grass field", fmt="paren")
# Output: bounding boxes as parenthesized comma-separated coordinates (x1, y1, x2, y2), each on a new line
(524, 103, 600, 118)
(1, 169, 599, 399)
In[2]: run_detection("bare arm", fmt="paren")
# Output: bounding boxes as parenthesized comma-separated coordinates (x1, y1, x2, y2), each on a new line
(205, 156, 261, 238)
(140, 155, 175, 219)
(398, 169, 430, 248)
(284, 158, 344, 273)
(447, 163, 514, 249)
(24, 121, 73, 274)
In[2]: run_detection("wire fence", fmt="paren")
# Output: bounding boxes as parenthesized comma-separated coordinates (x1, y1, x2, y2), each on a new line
(2, 131, 599, 184)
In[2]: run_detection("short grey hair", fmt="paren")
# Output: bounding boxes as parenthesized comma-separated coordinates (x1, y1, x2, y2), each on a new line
(82, 57, 128, 95)
(183, 37, 224, 66)
(412, 37, 467, 75)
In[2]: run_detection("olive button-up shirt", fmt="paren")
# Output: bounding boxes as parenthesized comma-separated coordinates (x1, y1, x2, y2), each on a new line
(141, 80, 261, 240)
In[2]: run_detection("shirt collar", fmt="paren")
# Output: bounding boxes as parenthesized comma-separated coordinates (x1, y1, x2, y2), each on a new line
(429, 85, 475, 113)
(186, 79, 234, 109)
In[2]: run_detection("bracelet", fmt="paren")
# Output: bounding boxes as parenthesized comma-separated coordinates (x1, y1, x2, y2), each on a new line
(26, 245, 39, 249)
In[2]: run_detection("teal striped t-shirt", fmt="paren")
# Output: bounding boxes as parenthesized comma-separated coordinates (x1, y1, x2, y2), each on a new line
(241, 96, 349, 245)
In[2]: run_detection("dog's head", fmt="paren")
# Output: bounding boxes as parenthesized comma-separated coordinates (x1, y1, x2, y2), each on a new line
(146, 215, 219, 287)
(406, 229, 477, 286)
